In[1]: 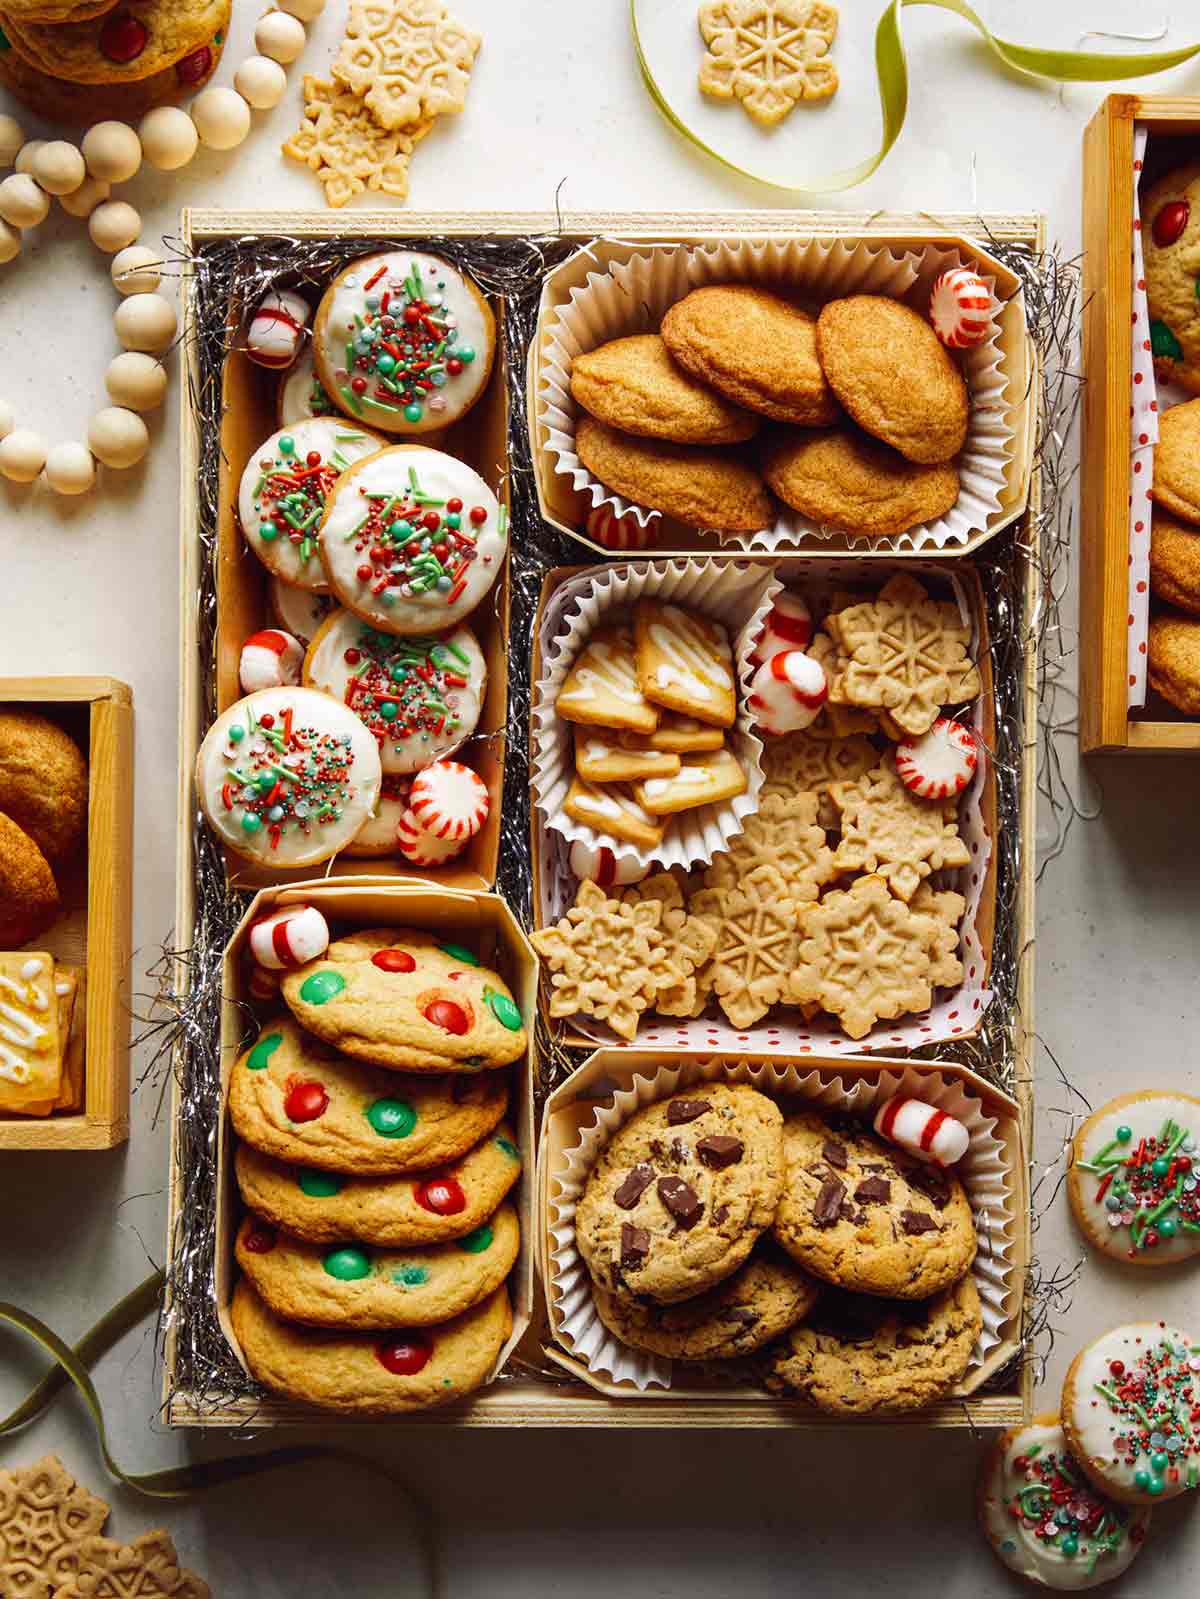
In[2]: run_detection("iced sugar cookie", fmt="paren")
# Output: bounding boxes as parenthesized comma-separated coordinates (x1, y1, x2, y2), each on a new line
(277, 343, 336, 427)
(344, 774, 411, 858)
(314, 250, 495, 435)
(634, 600, 736, 728)
(555, 626, 660, 735)
(195, 687, 381, 868)
(631, 747, 747, 816)
(304, 610, 486, 775)
(238, 418, 385, 590)
(318, 446, 506, 635)
(268, 576, 336, 648)
(1068, 1091, 1200, 1266)
(978, 1414, 1150, 1590)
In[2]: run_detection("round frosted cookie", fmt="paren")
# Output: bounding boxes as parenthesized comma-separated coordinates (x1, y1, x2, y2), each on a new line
(268, 577, 336, 648)
(195, 687, 381, 868)
(592, 1241, 819, 1361)
(771, 1110, 977, 1298)
(977, 1413, 1151, 1590)
(230, 1278, 511, 1414)
(1148, 613, 1200, 714)
(238, 418, 386, 590)
(575, 1084, 784, 1306)
(318, 446, 506, 635)
(236, 1200, 519, 1329)
(314, 250, 495, 435)
(569, 334, 760, 445)
(1152, 400, 1200, 526)
(304, 610, 486, 775)
(280, 927, 527, 1073)
(761, 425, 960, 537)
(1142, 165, 1200, 395)
(1150, 510, 1200, 616)
(342, 773, 411, 857)
(234, 1121, 522, 1246)
(228, 1015, 508, 1175)
(277, 343, 336, 427)
(575, 415, 772, 533)
(765, 1274, 982, 1415)
(1068, 1091, 1200, 1266)
(4, 0, 230, 83)
(1062, 1322, 1200, 1503)
(0, 23, 222, 122)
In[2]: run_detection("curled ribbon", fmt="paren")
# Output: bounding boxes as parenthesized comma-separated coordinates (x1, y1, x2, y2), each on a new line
(631, 0, 1200, 193)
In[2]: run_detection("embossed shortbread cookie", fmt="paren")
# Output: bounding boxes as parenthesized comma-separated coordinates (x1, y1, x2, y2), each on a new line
(697, 1, 839, 126)
(333, 0, 481, 129)
(831, 757, 970, 902)
(617, 873, 719, 1018)
(0, 1456, 109, 1599)
(689, 864, 801, 1029)
(703, 789, 835, 904)
(759, 728, 876, 800)
(50, 1530, 208, 1599)
(283, 75, 433, 209)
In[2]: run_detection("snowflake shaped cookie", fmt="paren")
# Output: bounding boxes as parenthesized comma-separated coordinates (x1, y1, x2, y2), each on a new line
(282, 76, 432, 208)
(760, 730, 876, 799)
(830, 757, 970, 902)
(690, 864, 801, 1029)
(334, 0, 482, 130)
(698, 1, 839, 128)
(619, 873, 719, 1018)
(704, 790, 836, 905)
(0, 1456, 108, 1599)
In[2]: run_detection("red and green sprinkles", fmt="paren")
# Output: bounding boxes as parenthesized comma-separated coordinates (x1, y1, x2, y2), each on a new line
(338, 626, 476, 757)
(336, 259, 476, 424)
(1094, 1335, 1200, 1494)
(251, 431, 365, 567)
(220, 705, 358, 849)
(1001, 1441, 1141, 1573)
(1078, 1117, 1200, 1255)
(345, 461, 503, 610)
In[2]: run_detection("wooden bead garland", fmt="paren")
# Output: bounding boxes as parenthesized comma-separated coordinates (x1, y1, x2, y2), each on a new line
(0, 0, 326, 495)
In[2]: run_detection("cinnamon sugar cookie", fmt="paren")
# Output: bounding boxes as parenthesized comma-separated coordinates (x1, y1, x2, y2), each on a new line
(571, 334, 760, 444)
(576, 417, 772, 533)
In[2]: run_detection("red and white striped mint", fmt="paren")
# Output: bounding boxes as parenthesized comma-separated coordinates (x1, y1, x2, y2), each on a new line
(749, 591, 813, 668)
(239, 629, 304, 694)
(894, 718, 979, 800)
(568, 839, 648, 889)
(874, 1095, 970, 1167)
(397, 806, 467, 866)
(584, 503, 655, 551)
(248, 904, 330, 971)
(246, 289, 311, 370)
(748, 649, 828, 735)
(408, 760, 489, 842)
(929, 267, 993, 349)
(247, 963, 281, 1002)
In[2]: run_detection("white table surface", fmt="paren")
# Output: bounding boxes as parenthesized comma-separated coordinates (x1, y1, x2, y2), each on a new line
(2, 2, 1199, 1593)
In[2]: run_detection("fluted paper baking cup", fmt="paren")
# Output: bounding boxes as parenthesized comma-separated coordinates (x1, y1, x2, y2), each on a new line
(548, 1058, 1014, 1394)
(531, 558, 778, 871)
(538, 237, 1015, 554)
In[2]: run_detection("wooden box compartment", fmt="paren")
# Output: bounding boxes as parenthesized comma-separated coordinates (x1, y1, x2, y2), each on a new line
(0, 677, 132, 1150)
(1081, 94, 1200, 753)
(163, 879, 538, 1426)
(538, 1050, 1032, 1428)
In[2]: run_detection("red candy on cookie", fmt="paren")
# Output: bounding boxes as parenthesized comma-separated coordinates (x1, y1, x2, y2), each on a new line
(894, 718, 979, 800)
(408, 760, 489, 842)
(929, 267, 993, 349)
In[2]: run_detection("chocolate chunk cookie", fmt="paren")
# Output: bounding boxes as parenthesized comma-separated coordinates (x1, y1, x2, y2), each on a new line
(570, 334, 761, 444)
(771, 1110, 977, 1298)
(575, 1083, 784, 1304)
(765, 1274, 982, 1414)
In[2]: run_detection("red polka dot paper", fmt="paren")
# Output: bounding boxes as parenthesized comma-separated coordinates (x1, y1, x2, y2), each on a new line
(1128, 127, 1156, 707)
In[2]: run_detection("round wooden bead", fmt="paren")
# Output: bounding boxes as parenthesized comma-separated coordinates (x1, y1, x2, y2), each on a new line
(234, 55, 288, 110)
(0, 218, 20, 264)
(88, 407, 149, 469)
(0, 174, 49, 228)
(31, 141, 85, 196)
(88, 199, 141, 253)
(111, 244, 161, 295)
(0, 429, 47, 483)
(191, 88, 252, 151)
(44, 442, 96, 496)
(0, 116, 24, 169)
(14, 141, 45, 176)
(138, 106, 198, 172)
(0, 401, 14, 440)
(255, 11, 306, 62)
(114, 291, 177, 353)
(81, 121, 142, 184)
(106, 352, 167, 412)
(58, 174, 110, 218)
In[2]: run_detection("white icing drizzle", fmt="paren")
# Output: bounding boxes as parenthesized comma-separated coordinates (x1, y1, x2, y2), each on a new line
(647, 610, 732, 703)
(0, 967, 53, 1087)
(566, 640, 645, 706)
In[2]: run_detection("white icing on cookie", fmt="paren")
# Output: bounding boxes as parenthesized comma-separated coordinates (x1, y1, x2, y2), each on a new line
(1072, 1094, 1200, 1264)
(277, 342, 336, 427)
(268, 577, 336, 648)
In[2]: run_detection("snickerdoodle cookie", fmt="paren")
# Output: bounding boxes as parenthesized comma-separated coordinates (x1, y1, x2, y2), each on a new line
(1148, 613, 1200, 713)
(762, 426, 960, 536)
(1150, 509, 1200, 615)
(575, 416, 772, 532)
(571, 334, 760, 445)
(1151, 399, 1200, 525)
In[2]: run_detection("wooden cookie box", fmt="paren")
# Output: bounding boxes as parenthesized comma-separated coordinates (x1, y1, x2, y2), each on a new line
(1081, 94, 1200, 752)
(0, 677, 132, 1151)
(528, 223, 1037, 559)
(537, 1050, 1032, 1427)
(162, 879, 538, 1427)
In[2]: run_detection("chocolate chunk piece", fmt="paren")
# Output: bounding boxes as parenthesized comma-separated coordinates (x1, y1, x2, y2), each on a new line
(670, 1137, 690, 1163)
(649, 1139, 665, 1159)
(901, 1210, 938, 1235)
(620, 1223, 650, 1269)
(697, 1135, 744, 1170)
(854, 1175, 892, 1204)
(822, 1138, 849, 1170)
(724, 1307, 760, 1327)
(907, 1165, 951, 1209)
(813, 1176, 846, 1227)
(667, 1098, 712, 1125)
(839, 1201, 860, 1223)
(657, 1175, 703, 1229)
(712, 1204, 729, 1226)
(614, 1163, 655, 1210)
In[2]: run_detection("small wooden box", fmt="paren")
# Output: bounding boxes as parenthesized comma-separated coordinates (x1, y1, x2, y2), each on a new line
(0, 677, 133, 1150)
(1081, 94, 1200, 753)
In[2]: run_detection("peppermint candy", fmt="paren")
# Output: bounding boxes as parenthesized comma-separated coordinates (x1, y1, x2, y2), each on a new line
(239, 628, 304, 694)
(874, 1095, 970, 1167)
(894, 717, 979, 799)
(248, 904, 330, 971)
(408, 760, 489, 842)
(246, 289, 311, 370)
(397, 806, 467, 866)
(929, 267, 993, 349)
(568, 839, 648, 889)
(747, 649, 828, 735)
(585, 503, 655, 551)
(749, 591, 813, 668)
(247, 963, 282, 1002)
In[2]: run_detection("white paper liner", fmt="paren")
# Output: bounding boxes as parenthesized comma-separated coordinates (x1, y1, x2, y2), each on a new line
(534, 557, 994, 1052)
(531, 557, 779, 870)
(538, 237, 1016, 555)
(547, 1058, 1014, 1394)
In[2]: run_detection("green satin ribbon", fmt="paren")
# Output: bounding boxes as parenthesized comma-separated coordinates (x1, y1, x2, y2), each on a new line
(631, 0, 1200, 193)
(1, 1273, 440, 1594)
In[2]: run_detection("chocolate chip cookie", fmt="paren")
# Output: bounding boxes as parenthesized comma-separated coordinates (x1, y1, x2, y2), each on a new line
(765, 1274, 982, 1414)
(771, 1110, 977, 1298)
(575, 1083, 784, 1305)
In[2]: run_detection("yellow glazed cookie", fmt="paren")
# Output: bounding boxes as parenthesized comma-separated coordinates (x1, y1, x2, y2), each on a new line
(762, 426, 960, 537)
(634, 599, 737, 727)
(556, 626, 660, 735)
(816, 296, 969, 465)
(1150, 510, 1200, 615)
(230, 1277, 511, 1414)
(1148, 613, 1200, 714)
(234, 1123, 522, 1247)
(1142, 164, 1200, 395)
(646, 712, 725, 753)
(562, 776, 665, 850)
(280, 929, 527, 1073)
(570, 335, 760, 444)
(575, 416, 772, 532)
(0, 951, 61, 1110)
(1151, 399, 1200, 525)
(660, 284, 839, 425)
